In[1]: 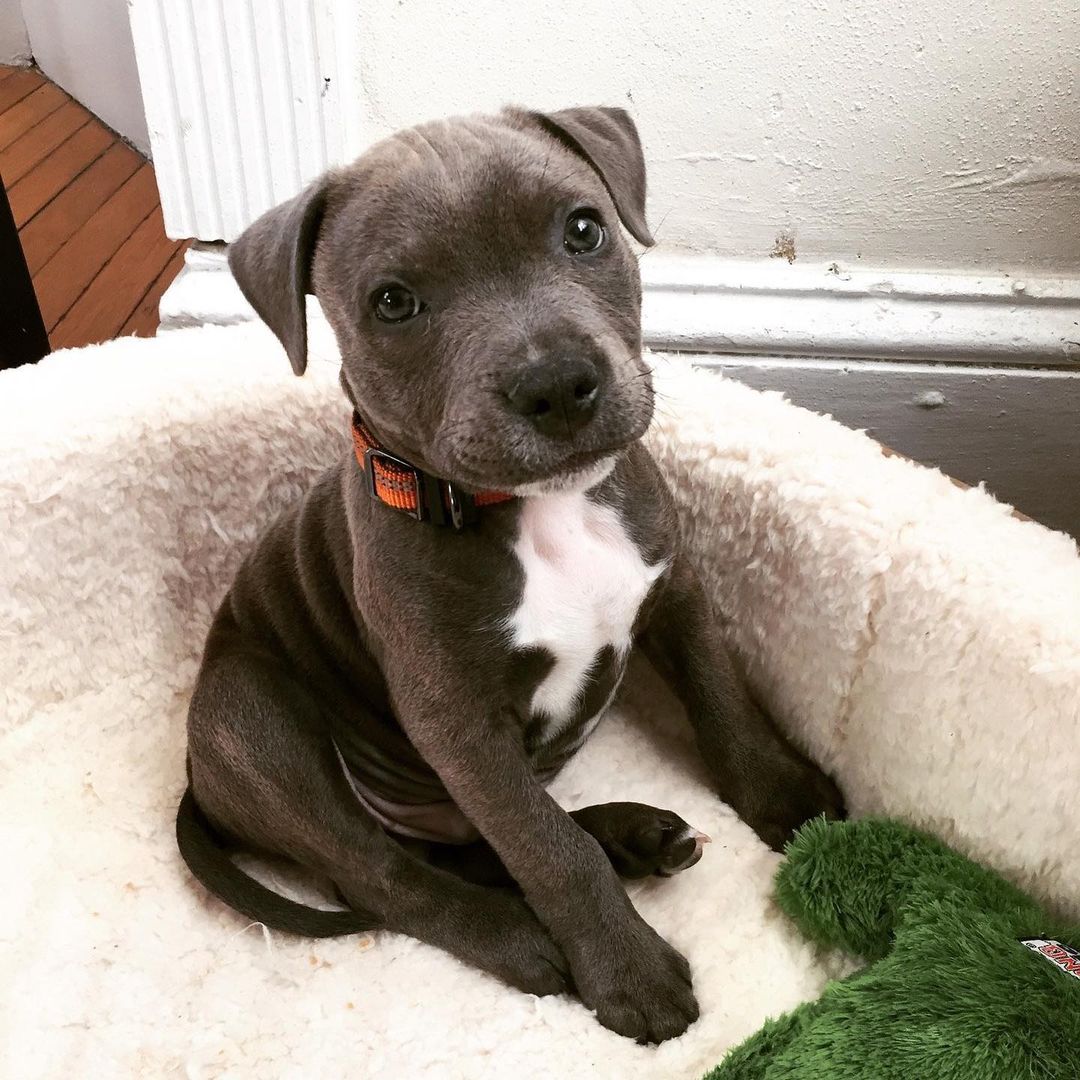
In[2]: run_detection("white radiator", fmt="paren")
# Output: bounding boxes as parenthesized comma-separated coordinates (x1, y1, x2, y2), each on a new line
(130, 0, 362, 242)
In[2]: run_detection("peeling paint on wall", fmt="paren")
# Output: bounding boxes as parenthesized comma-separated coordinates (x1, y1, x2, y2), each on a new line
(771, 232, 797, 264)
(946, 157, 1080, 192)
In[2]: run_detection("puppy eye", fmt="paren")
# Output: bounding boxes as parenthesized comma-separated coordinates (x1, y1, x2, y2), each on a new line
(372, 284, 422, 323)
(563, 210, 605, 255)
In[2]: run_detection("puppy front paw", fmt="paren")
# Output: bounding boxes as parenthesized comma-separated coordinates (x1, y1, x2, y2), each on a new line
(572, 919, 699, 1044)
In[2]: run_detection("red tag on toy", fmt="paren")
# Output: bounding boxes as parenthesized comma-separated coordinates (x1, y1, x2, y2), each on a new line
(1021, 939, 1080, 981)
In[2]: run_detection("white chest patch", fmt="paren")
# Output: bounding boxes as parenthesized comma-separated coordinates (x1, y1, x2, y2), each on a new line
(506, 491, 666, 737)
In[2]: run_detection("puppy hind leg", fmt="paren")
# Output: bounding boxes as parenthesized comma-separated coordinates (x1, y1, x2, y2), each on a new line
(184, 652, 570, 995)
(569, 802, 710, 878)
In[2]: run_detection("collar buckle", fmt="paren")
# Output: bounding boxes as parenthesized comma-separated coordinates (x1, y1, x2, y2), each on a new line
(363, 447, 425, 522)
(444, 482, 471, 530)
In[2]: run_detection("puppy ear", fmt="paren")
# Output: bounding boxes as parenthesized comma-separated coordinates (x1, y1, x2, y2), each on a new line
(228, 178, 330, 376)
(530, 106, 654, 247)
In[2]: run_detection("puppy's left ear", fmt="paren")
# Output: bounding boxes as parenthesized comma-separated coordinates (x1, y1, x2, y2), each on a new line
(530, 106, 654, 247)
(228, 177, 330, 376)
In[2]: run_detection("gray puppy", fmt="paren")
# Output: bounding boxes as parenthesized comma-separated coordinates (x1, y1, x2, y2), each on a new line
(177, 105, 844, 1044)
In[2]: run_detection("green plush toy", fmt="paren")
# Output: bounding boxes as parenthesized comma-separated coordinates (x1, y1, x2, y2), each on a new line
(708, 818, 1080, 1080)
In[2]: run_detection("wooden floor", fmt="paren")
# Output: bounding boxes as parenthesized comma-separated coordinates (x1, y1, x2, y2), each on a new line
(0, 64, 188, 351)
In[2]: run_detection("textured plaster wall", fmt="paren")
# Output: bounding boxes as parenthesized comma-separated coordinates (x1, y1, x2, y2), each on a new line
(348, 0, 1080, 273)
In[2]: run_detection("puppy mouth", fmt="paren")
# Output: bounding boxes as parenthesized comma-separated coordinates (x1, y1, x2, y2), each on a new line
(546, 444, 618, 476)
(510, 449, 619, 496)
(447, 435, 634, 494)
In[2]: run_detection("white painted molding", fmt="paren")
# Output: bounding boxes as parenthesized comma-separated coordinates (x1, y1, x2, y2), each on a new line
(641, 254, 1080, 366)
(161, 246, 1080, 367)
(158, 245, 254, 331)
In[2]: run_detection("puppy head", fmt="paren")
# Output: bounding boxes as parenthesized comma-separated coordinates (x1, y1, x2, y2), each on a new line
(229, 106, 655, 492)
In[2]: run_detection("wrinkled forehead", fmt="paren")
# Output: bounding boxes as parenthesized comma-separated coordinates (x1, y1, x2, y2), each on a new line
(326, 116, 607, 278)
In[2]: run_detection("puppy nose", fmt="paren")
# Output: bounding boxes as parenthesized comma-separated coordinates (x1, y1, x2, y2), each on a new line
(503, 358, 601, 437)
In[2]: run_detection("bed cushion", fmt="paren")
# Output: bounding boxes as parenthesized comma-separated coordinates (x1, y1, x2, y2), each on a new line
(2, 322, 1077, 1078)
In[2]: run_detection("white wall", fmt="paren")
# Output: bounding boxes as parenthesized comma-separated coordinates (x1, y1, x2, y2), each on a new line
(0, 0, 30, 64)
(346, 0, 1080, 275)
(20, 0, 149, 154)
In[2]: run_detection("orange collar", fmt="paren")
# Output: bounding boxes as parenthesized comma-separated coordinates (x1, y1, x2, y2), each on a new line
(351, 412, 514, 528)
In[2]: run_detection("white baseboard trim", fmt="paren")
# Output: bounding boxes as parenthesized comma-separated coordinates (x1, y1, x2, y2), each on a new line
(641, 254, 1080, 365)
(160, 245, 1080, 366)
(158, 245, 254, 331)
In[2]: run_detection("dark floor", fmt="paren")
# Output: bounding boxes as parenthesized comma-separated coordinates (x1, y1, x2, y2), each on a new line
(0, 64, 188, 350)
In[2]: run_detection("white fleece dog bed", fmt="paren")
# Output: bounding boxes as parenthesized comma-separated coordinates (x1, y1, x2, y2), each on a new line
(2, 321, 1079, 1080)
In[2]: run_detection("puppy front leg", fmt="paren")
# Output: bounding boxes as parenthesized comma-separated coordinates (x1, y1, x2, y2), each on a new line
(394, 678, 699, 1044)
(640, 554, 845, 851)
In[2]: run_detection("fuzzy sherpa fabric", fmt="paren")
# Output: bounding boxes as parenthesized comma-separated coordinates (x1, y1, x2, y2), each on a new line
(1, 321, 1078, 1079)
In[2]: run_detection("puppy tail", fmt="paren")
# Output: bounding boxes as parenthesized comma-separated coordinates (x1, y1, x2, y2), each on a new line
(176, 786, 379, 938)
